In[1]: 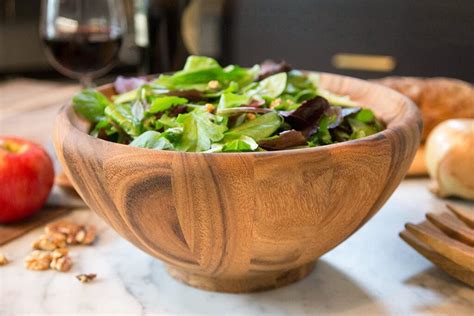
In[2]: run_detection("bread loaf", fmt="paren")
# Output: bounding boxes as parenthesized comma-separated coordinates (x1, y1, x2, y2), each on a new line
(374, 77, 474, 141)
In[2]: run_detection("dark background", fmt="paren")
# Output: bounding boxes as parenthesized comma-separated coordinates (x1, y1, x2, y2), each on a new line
(1, 0, 473, 82)
(222, 0, 474, 81)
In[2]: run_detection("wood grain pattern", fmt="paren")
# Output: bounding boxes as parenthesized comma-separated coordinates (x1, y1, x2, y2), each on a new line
(0, 206, 71, 246)
(400, 229, 474, 287)
(400, 204, 474, 287)
(447, 204, 474, 229)
(53, 72, 422, 292)
(55, 171, 78, 196)
(405, 222, 474, 269)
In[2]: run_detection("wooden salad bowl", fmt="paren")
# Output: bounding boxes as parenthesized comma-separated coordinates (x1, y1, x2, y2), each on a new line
(53, 72, 422, 293)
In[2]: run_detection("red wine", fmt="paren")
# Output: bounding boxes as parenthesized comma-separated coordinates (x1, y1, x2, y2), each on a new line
(43, 30, 122, 78)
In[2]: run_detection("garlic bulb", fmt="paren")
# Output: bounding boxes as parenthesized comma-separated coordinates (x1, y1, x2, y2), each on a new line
(425, 119, 474, 200)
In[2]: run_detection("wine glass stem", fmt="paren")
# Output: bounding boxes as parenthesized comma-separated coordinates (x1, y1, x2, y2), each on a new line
(80, 75, 94, 88)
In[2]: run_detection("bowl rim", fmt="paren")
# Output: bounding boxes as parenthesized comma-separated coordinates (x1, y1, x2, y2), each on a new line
(58, 71, 422, 157)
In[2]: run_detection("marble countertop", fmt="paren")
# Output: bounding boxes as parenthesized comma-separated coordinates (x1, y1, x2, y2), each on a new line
(1, 79, 472, 315)
(1, 178, 473, 315)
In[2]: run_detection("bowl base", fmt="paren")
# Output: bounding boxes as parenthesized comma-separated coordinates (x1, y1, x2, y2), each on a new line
(166, 261, 316, 293)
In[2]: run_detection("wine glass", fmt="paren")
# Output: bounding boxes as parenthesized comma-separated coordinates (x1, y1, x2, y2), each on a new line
(40, 0, 126, 87)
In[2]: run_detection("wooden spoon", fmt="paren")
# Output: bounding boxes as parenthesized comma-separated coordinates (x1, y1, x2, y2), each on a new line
(400, 204, 474, 287)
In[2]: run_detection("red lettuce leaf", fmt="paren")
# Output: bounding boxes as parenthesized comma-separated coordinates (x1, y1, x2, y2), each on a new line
(258, 130, 307, 150)
(114, 76, 147, 94)
(281, 96, 330, 134)
(247, 98, 266, 107)
(258, 60, 292, 80)
(168, 105, 189, 117)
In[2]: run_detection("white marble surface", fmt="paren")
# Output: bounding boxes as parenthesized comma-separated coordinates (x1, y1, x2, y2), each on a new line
(1, 178, 473, 316)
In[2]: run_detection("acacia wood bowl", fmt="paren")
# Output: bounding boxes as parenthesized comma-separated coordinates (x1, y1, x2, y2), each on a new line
(53, 72, 422, 293)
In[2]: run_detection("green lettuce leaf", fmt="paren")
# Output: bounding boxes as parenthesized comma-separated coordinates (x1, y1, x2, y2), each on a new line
(161, 127, 183, 143)
(155, 114, 180, 130)
(130, 131, 174, 150)
(170, 56, 223, 86)
(354, 109, 375, 123)
(149, 96, 188, 113)
(176, 110, 226, 152)
(348, 118, 379, 139)
(105, 103, 142, 137)
(217, 93, 250, 109)
(113, 84, 152, 104)
(247, 72, 287, 98)
(158, 56, 258, 90)
(223, 64, 260, 87)
(222, 135, 258, 152)
(113, 89, 138, 104)
(183, 55, 220, 71)
(308, 115, 335, 146)
(307, 73, 360, 107)
(73, 89, 110, 122)
(227, 112, 282, 141)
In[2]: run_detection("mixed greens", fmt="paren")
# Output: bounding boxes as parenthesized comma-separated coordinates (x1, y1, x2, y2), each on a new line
(73, 56, 384, 152)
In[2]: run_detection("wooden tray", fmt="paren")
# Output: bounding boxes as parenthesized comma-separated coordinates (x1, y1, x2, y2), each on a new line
(0, 206, 71, 246)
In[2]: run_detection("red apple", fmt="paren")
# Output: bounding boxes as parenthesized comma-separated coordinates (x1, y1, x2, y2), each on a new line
(0, 137, 54, 223)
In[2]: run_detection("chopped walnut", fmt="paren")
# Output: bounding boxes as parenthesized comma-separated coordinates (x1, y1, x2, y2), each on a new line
(0, 253, 9, 266)
(205, 103, 215, 113)
(207, 80, 220, 90)
(45, 221, 96, 245)
(75, 229, 86, 243)
(76, 273, 97, 283)
(25, 251, 52, 271)
(51, 247, 69, 259)
(32, 238, 56, 251)
(23, 221, 99, 273)
(81, 226, 97, 245)
(46, 220, 82, 244)
(270, 98, 282, 109)
(50, 255, 73, 272)
(48, 231, 68, 243)
(32, 232, 67, 251)
(246, 113, 256, 121)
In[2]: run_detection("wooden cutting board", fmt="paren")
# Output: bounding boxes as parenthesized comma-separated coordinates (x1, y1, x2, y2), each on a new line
(0, 206, 71, 246)
(0, 80, 82, 246)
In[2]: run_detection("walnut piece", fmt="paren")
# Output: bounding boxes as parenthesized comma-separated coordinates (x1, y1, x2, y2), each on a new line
(0, 253, 9, 266)
(25, 251, 52, 271)
(73, 226, 97, 245)
(270, 98, 282, 109)
(51, 247, 69, 259)
(32, 232, 67, 251)
(81, 226, 97, 245)
(46, 220, 82, 244)
(45, 221, 96, 245)
(24, 220, 99, 273)
(75, 229, 86, 243)
(205, 103, 215, 113)
(207, 80, 219, 90)
(76, 273, 97, 283)
(246, 113, 256, 121)
(50, 255, 73, 272)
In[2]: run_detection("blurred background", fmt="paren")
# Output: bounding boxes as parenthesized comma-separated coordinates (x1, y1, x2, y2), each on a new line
(1, 0, 473, 83)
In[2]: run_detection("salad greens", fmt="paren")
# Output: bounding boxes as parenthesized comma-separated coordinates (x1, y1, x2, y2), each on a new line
(73, 56, 384, 152)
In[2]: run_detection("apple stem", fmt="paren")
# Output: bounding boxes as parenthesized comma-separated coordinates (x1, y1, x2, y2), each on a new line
(0, 140, 28, 154)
